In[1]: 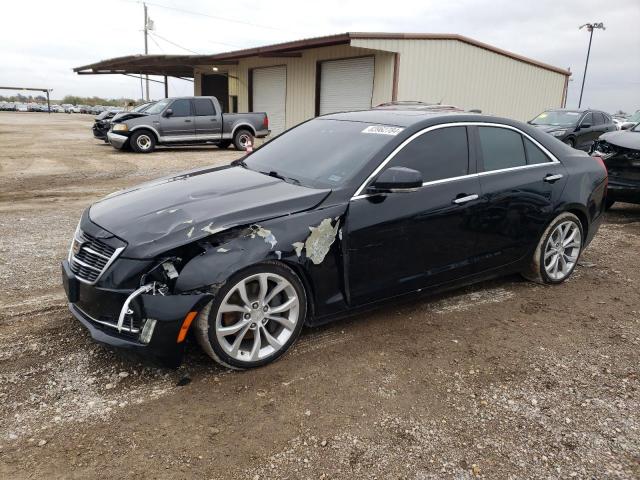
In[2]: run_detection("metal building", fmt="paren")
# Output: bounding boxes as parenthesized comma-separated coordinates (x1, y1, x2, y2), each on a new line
(75, 32, 570, 136)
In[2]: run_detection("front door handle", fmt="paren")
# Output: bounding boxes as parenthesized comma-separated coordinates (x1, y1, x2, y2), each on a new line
(184, 119, 192, 123)
(544, 174, 563, 183)
(452, 194, 479, 205)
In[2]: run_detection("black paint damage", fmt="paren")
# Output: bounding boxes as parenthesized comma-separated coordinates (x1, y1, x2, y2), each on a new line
(63, 164, 346, 366)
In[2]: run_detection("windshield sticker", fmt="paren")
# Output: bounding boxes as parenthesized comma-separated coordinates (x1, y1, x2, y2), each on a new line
(328, 174, 342, 183)
(566, 112, 580, 116)
(362, 125, 404, 136)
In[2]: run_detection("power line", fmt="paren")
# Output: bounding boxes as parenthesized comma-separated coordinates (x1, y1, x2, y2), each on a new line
(147, 32, 165, 52)
(149, 31, 201, 55)
(121, 0, 301, 34)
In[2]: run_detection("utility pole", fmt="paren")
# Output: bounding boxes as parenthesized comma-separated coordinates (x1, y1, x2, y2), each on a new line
(143, 2, 150, 101)
(578, 22, 605, 108)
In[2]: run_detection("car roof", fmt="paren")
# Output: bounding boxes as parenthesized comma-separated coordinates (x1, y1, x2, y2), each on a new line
(319, 109, 484, 128)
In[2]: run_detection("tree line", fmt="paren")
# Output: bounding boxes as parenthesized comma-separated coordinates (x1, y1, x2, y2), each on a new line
(0, 94, 143, 106)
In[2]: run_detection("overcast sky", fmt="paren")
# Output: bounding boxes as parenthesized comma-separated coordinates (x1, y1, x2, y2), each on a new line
(1, 0, 638, 113)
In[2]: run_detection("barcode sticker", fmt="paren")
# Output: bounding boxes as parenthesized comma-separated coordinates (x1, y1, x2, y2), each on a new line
(362, 125, 404, 135)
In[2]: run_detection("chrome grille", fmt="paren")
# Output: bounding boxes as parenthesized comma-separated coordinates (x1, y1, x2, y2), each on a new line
(69, 231, 121, 284)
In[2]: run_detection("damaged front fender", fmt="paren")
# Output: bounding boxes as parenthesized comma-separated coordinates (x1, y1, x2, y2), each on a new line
(174, 205, 349, 320)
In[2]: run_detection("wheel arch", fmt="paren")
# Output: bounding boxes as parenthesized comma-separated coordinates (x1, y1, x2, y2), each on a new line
(130, 125, 160, 141)
(565, 206, 589, 239)
(232, 123, 256, 138)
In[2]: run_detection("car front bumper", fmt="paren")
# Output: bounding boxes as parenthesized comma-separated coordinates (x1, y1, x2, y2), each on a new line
(107, 132, 129, 150)
(62, 260, 212, 367)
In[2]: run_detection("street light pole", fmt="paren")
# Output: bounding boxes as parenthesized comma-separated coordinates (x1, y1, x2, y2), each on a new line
(578, 22, 605, 108)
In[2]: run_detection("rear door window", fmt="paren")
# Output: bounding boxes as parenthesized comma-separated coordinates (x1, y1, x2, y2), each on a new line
(477, 127, 526, 172)
(388, 126, 469, 182)
(581, 112, 594, 127)
(524, 138, 551, 165)
(193, 98, 216, 116)
(170, 99, 192, 117)
(593, 112, 605, 125)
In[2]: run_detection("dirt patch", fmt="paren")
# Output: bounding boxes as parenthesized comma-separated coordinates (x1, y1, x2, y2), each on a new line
(0, 112, 639, 479)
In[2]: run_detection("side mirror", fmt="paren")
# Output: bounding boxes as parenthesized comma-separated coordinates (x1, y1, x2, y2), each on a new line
(621, 123, 634, 130)
(164, 108, 173, 117)
(579, 123, 591, 129)
(368, 167, 423, 193)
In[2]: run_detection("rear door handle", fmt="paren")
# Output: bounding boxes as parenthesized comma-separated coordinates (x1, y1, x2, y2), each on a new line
(453, 194, 479, 204)
(544, 174, 563, 183)
(184, 119, 192, 123)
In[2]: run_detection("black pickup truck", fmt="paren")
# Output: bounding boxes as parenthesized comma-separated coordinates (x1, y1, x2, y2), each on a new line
(107, 96, 270, 152)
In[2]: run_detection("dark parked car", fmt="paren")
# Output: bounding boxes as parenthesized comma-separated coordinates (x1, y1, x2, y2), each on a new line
(107, 96, 269, 153)
(591, 122, 640, 207)
(62, 110, 607, 368)
(92, 102, 155, 141)
(529, 108, 616, 150)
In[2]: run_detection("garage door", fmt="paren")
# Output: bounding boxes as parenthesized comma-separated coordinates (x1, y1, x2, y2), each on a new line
(319, 57, 374, 115)
(252, 66, 286, 136)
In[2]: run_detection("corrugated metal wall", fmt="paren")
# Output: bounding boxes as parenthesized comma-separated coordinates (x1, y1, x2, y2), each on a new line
(195, 44, 395, 129)
(352, 38, 566, 121)
(193, 38, 566, 127)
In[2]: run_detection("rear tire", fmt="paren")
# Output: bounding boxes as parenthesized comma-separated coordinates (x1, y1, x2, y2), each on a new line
(233, 129, 254, 151)
(564, 138, 575, 148)
(130, 130, 156, 153)
(195, 262, 307, 370)
(521, 212, 583, 284)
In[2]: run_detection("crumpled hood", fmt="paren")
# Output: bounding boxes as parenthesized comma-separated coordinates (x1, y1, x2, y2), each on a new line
(598, 130, 640, 150)
(113, 111, 148, 122)
(89, 165, 330, 259)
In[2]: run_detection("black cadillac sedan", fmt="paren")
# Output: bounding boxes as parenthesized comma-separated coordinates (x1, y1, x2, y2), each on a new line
(62, 110, 607, 368)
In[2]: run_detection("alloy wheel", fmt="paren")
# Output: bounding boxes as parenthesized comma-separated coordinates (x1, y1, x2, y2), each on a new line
(543, 220, 582, 281)
(215, 273, 300, 362)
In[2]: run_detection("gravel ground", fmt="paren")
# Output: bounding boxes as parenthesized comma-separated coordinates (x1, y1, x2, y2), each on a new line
(0, 112, 638, 479)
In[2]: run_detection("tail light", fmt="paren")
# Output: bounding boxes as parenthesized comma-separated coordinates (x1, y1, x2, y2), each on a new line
(591, 153, 608, 203)
(263, 115, 269, 129)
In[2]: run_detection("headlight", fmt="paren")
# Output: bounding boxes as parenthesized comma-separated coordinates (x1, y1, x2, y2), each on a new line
(550, 130, 566, 137)
(113, 123, 128, 132)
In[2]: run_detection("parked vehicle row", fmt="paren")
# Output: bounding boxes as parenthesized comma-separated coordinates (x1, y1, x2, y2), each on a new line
(105, 96, 269, 152)
(0, 102, 126, 114)
(63, 107, 607, 368)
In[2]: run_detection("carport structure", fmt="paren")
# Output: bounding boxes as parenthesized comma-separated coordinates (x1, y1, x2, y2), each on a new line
(75, 32, 571, 136)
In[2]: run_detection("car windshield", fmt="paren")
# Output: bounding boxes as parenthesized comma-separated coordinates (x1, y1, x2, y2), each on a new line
(242, 119, 400, 189)
(531, 110, 582, 126)
(133, 102, 154, 112)
(144, 98, 170, 115)
(627, 112, 640, 123)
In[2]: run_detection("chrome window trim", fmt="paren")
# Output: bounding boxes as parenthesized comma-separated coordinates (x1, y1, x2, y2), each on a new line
(351, 121, 560, 200)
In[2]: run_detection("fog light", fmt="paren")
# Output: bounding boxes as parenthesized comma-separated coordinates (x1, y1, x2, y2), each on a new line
(139, 318, 157, 344)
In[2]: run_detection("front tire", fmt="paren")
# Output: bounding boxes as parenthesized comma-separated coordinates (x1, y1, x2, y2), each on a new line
(522, 212, 583, 284)
(564, 138, 575, 148)
(130, 130, 156, 153)
(195, 262, 307, 369)
(217, 140, 232, 149)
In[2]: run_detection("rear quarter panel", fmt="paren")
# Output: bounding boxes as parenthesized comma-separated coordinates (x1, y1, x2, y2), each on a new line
(557, 151, 607, 246)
